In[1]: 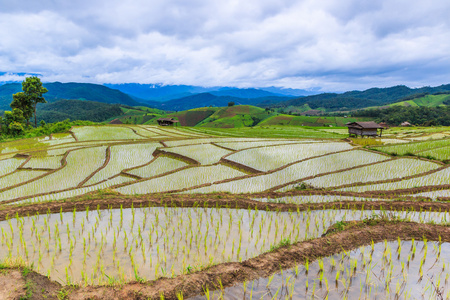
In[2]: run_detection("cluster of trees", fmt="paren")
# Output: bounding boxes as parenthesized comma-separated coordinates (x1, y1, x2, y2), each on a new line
(0, 76, 47, 136)
(37, 100, 123, 123)
(353, 106, 450, 126)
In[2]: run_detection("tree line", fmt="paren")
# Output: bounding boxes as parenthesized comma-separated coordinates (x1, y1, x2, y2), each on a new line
(353, 106, 450, 126)
(0, 77, 99, 140)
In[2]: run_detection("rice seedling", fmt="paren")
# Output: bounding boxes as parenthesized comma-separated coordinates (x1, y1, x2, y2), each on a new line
(305, 158, 440, 188)
(226, 142, 353, 171)
(126, 156, 187, 178)
(71, 126, 146, 141)
(0, 207, 448, 286)
(24, 155, 63, 169)
(163, 144, 232, 165)
(186, 150, 389, 194)
(0, 146, 107, 202)
(117, 165, 245, 194)
(222, 240, 450, 299)
(339, 166, 450, 192)
(84, 143, 159, 185)
(214, 140, 311, 150)
(0, 157, 26, 175)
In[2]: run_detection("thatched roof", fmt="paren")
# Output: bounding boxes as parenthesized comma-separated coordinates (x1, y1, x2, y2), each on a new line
(345, 121, 384, 129)
(157, 118, 179, 123)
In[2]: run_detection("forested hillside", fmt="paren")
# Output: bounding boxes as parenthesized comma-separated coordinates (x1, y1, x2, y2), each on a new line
(36, 100, 124, 123)
(353, 105, 450, 126)
(0, 82, 143, 110)
(270, 84, 450, 111)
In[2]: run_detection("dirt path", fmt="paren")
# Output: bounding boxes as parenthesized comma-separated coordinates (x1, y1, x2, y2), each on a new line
(1, 191, 450, 222)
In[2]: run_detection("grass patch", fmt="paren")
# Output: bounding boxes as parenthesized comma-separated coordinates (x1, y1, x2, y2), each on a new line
(351, 138, 383, 146)
(269, 238, 291, 252)
(180, 126, 346, 139)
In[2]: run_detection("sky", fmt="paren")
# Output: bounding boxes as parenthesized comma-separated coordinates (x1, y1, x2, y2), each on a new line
(0, 0, 449, 92)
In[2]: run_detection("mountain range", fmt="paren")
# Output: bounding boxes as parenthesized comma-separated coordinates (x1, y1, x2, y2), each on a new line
(1, 81, 450, 117)
(104, 83, 316, 101)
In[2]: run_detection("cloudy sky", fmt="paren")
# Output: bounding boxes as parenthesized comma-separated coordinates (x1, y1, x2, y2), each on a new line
(1, 0, 449, 91)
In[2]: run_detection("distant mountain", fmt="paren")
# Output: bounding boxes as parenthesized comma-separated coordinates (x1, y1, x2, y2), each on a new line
(104, 83, 219, 102)
(270, 84, 450, 111)
(209, 88, 283, 98)
(104, 83, 312, 102)
(0, 82, 143, 110)
(258, 86, 320, 97)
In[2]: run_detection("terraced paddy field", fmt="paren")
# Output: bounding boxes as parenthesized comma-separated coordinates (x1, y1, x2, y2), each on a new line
(1, 124, 450, 299)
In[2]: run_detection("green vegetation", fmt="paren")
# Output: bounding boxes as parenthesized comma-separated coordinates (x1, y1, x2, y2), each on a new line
(271, 85, 450, 112)
(195, 105, 276, 128)
(37, 100, 124, 123)
(0, 82, 143, 110)
(258, 115, 367, 127)
(180, 125, 346, 138)
(354, 105, 450, 126)
(389, 93, 450, 107)
(0, 78, 102, 141)
(370, 138, 450, 161)
(0, 119, 98, 142)
(143, 105, 369, 129)
(2, 124, 450, 298)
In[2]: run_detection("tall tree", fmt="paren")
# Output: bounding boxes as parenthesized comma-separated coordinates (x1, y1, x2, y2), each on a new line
(11, 92, 33, 126)
(21, 76, 48, 127)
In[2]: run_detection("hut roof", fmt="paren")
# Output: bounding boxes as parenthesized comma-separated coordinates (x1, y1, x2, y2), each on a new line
(157, 118, 179, 123)
(345, 121, 384, 129)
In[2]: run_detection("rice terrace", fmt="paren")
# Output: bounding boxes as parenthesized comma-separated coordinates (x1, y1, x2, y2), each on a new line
(0, 123, 450, 299)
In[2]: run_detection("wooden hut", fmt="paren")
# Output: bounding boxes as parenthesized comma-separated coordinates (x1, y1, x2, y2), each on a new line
(157, 118, 180, 126)
(345, 121, 384, 137)
(400, 121, 412, 127)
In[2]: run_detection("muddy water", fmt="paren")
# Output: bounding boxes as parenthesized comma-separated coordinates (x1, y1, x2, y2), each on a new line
(0, 207, 449, 285)
(209, 241, 450, 299)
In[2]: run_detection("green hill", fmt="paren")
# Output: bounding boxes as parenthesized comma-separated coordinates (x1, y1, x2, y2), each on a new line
(145, 105, 276, 128)
(258, 115, 368, 127)
(0, 82, 144, 110)
(194, 105, 277, 128)
(389, 93, 450, 108)
(36, 100, 124, 123)
(146, 105, 371, 128)
(270, 85, 450, 112)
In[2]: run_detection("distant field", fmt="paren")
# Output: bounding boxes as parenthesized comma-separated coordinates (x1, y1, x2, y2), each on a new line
(255, 114, 369, 127)
(179, 125, 347, 138)
(2, 124, 450, 298)
(132, 104, 371, 128)
(390, 94, 450, 107)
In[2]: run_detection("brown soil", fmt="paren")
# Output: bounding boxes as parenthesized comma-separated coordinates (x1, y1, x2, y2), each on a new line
(0, 270, 27, 300)
(1, 191, 450, 222)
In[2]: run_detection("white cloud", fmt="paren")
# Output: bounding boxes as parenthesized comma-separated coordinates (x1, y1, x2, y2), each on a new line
(0, 0, 449, 91)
